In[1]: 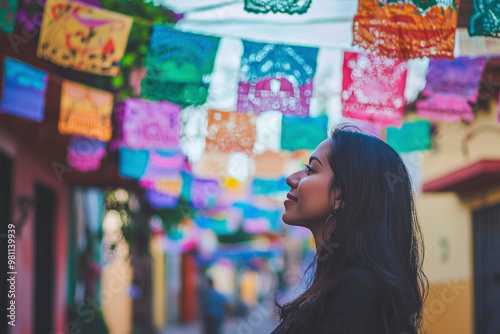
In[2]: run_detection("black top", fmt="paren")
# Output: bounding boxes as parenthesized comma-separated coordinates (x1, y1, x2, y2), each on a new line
(271, 267, 385, 334)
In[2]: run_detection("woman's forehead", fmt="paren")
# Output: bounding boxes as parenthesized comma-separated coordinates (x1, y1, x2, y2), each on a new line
(311, 139, 331, 159)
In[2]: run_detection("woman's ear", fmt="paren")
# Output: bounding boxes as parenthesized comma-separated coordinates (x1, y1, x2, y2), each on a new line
(332, 189, 344, 211)
(333, 199, 345, 211)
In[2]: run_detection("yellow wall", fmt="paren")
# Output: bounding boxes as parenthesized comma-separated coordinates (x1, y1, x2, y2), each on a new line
(418, 193, 472, 283)
(417, 99, 500, 334)
(421, 98, 500, 183)
(418, 193, 473, 334)
(151, 236, 167, 330)
(423, 280, 473, 334)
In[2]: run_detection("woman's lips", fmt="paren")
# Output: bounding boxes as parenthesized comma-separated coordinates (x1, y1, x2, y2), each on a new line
(284, 193, 298, 205)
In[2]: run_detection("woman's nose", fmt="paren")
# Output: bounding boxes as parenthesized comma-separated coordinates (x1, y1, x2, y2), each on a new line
(286, 170, 300, 189)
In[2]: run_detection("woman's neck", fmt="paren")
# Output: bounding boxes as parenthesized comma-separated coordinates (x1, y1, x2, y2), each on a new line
(311, 220, 335, 253)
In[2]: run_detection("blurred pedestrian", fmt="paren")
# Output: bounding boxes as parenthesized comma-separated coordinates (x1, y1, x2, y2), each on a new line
(234, 299, 249, 318)
(200, 278, 229, 334)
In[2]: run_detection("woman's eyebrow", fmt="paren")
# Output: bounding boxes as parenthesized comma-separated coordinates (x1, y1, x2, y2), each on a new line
(309, 156, 322, 166)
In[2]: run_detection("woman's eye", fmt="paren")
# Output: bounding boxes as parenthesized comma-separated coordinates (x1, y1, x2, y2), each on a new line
(304, 164, 313, 173)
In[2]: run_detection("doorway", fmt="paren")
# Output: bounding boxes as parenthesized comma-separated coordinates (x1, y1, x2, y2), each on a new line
(34, 183, 56, 334)
(473, 202, 500, 334)
(0, 151, 12, 333)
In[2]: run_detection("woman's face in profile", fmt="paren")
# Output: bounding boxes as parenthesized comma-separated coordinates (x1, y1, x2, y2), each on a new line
(283, 139, 339, 228)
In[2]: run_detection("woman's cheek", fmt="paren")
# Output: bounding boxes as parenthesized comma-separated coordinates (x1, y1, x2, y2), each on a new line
(298, 180, 319, 214)
(306, 182, 330, 214)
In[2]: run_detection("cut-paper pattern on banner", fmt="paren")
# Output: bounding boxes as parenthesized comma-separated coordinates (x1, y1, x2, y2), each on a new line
(142, 25, 220, 107)
(119, 147, 149, 180)
(122, 98, 182, 149)
(155, 176, 183, 195)
(141, 151, 185, 182)
(469, 0, 500, 38)
(233, 202, 282, 233)
(68, 136, 106, 172)
(417, 56, 486, 123)
(193, 151, 230, 178)
(205, 110, 257, 154)
(194, 215, 237, 235)
(386, 120, 431, 153)
(146, 189, 179, 209)
(237, 40, 318, 116)
(190, 178, 221, 210)
(253, 151, 288, 177)
(1, 0, 18, 33)
(0, 58, 48, 122)
(37, 0, 132, 76)
(353, 0, 460, 60)
(342, 52, 407, 126)
(244, 0, 312, 14)
(252, 177, 288, 195)
(59, 81, 114, 141)
(141, 174, 183, 196)
(281, 115, 328, 151)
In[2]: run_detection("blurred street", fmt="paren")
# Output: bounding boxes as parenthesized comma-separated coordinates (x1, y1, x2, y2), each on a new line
(163, 317, 278, 334)
(163, 300, 279, 334)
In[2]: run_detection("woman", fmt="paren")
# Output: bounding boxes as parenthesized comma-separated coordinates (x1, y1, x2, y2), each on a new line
(272, 124, 428, 334)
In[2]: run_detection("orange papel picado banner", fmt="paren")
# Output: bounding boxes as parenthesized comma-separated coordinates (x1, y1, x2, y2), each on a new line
(59, 80, 114, 141)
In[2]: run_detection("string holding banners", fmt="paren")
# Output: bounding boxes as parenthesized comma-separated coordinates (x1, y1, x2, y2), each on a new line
(244, 0, 313, 14)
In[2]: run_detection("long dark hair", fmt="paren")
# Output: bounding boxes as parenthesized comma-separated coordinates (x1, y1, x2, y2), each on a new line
(276, 123, 428, 333)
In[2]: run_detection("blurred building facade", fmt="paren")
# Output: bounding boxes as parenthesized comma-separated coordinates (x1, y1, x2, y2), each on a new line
(419, 79, 500, 333)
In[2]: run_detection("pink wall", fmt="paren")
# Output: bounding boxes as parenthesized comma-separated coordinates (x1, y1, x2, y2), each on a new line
(0, 130, 69, 334)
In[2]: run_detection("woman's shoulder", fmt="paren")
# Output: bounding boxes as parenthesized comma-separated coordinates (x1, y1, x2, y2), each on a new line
(317, 267, 384, 333)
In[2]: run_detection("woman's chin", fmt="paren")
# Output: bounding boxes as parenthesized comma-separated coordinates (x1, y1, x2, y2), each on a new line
(282, 212, 302, 226)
